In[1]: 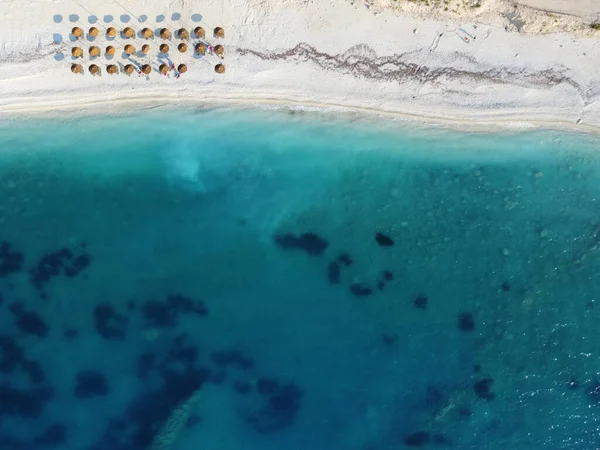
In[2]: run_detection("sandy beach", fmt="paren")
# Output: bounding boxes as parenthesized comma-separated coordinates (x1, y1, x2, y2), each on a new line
(0, 0, 599, 131)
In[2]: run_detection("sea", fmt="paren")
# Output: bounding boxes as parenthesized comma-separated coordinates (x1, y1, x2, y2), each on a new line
(1, 107, 600, 450)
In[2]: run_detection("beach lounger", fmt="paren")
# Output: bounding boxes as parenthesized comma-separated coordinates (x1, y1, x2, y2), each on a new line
(455, 28, 475, 43)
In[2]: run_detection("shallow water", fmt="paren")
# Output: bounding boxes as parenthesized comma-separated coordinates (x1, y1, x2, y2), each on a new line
(1, 108, 600, 450)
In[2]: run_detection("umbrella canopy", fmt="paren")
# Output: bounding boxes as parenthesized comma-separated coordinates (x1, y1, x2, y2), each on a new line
(177, 64, 187, 74)
(214, 27, 224, 38)
(107, 64, 118, 74)
(124, 44, 135, 55)
(106, 27, 117, 37)
(159, 63, 169, 75)
(177, 43, 187, 53)
(72, 27, 83, 38)
(193, 26, 205, 38)
(70, 64, 82, 74)
(215, 63, 225, 73)
(106, 45, 116, 56)
(124, 64, 135, 75)
(159, 43, 169, 54)
(160, 28, 171, 39)
(177, 28, 189, 39)
(142, 44, 150, 54)
(89, 46, 100, 57)
(195, 43, 206, 54)
(89, 64, 100, 75)
(214, 45, 224, 56)
(141, 28, 153, 39)
(89, 27, 99, 38)
(123, 27, 135, 38)
(71, 47, 83, 58)
(141, 64, 152, 75)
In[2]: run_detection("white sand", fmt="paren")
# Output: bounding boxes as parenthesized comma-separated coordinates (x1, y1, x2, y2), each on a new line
(0, 0, 599, 132)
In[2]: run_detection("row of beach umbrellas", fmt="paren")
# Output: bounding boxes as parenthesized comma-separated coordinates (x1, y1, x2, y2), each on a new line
(71, 26, 224, 40)
(70, 63, 225, 75)
(71, 43, 223, 57)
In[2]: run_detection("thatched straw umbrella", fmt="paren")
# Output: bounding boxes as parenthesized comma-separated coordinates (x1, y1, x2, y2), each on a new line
(177, 64, 187, 74)
(141, 28, 153, 39)
(141, 44, 150, 55)
(106, 45, 116, 56)
(159, 43, 169, 54)
(214, 27, 224, 38)
(177, 43, 187, 53)
(124, 64, 135, 75)
(141, 64, 152, 75)
(70, 63, 82, 74)
(123, 27, 135, 38)
(71, 47, 83, 58)
(124, 44, 135, 55)
(160, 28, 171, 39)
(72, 27, 83, 38)
(193, 26, 205, 38)
(214, 45, 224, 57)
(89, 64, 100, 75)
(194, 43, 206, 54)
(106, 64, 118, 74)
(89, 46, 100, 57)
(159, 63, 169, 75)
(177, 28, 189, 39)
(106, 27, 117, 38)
(215, 63, 225, 73)
(89, 27, 99, 38)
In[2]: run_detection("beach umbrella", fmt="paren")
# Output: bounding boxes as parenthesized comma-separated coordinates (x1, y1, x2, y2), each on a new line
(72, 27, 83, 38)
(193, 26, 205, 38)
(159, 63, 169, 75)
(214, 45, 224, 56)
(177, 28, 189, 39)
(106, 45, 116, 56)
(141, 64, 152, 75)
(214, 27, 224, 38)
(177, 43, 187, 53)
(124, 64, 135, 75)
(89, 27, 99, 38)
(106, 64, 118, 74)
(141, 28, 153, 39)
(89, 64, 100, 75)
(142, 44, 150, 55)
(194, 43, 206, 54)
(70, 63, 82, 74)
(89, 46, 100, 57)
(177, 64, 187, 74)
(124, 44, 135, 55)
(123, 27, 135, 38)
(160, 28, 171, 39)
(215, 63, 225, 73)
(159, 43, 169, 54)
(106, 27, 117, 38)
(71, 47, 83, 58)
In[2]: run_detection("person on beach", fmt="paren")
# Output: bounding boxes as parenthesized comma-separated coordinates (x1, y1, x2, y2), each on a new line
(168, 61, 181, 79)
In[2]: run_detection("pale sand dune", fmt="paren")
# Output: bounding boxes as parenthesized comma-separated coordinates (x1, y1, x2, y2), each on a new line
(516, 0, 600, 20)
(0, 0, 599, 132)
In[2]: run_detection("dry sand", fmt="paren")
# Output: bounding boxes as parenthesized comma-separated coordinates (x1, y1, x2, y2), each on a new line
(0, 0, 599, 131)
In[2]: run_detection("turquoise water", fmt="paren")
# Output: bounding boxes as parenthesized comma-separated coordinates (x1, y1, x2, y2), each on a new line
(1, 108, 600, 449)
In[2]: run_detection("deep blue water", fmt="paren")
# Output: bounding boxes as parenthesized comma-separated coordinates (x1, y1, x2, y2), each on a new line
(1, 108, 600, 449)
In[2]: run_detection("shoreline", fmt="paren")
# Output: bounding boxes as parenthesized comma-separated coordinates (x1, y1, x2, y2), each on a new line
(0, 0, 599, 138)
(1, 91, 600, 136)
